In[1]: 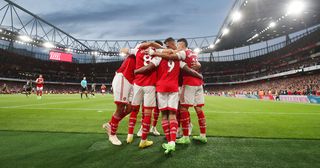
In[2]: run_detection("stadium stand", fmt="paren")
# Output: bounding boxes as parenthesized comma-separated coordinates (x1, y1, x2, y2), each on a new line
(207, 73, 320, 96)
(1, 28, 320, 96)
(202, 28, 320, 83)
(0, 48, 119, 83)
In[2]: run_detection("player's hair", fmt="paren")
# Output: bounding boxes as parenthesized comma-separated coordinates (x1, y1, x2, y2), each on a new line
(177, 38, 188, 47)
(154, 40, 163, 47)
(164, 37, 175, 44)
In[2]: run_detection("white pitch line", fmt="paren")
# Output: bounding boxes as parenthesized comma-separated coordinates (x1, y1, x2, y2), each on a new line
(0, 107, 319, 115)
(0, 107, 109, 111)
(0, 100, 85, 109)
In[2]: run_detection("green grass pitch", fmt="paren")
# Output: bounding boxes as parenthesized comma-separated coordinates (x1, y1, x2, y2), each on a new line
(0, 94, 319, 168)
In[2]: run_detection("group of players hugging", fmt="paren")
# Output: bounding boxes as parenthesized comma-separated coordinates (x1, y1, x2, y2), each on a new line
(102, 37, 207, 154)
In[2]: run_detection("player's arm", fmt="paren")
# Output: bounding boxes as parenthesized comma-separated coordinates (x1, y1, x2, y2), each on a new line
(150, 49, 186, 61)
(134, 57, 161, 74)
(139, 42, 163, 49)
(134, 63, 156, 74)
(119, 48, 133, 57)
(181, 62, 203, 79)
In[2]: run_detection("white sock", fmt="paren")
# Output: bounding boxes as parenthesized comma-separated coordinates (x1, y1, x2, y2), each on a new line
(200, 134, 206, 138)
(141, 139, 146, 143)
(127, 134, 133, 138)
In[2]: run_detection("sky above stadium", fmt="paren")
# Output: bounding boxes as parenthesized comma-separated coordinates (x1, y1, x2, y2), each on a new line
(11, 0, 233, 40)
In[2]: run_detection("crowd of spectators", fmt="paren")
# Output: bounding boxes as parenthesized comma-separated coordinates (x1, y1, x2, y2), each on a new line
(1, 29, 320, 96)
(0, 49, 119, 83)
(0, 81, 111, 94)
(201, 28, 320, 83)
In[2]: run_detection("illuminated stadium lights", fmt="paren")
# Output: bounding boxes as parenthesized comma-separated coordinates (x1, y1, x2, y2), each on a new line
(209, 44, 215, 49)
(248, 33, 259, 42)
(92, 51, 99, 56)
(232, 11, 242, 22)
(287, 1, 305, 15)
(193, 48, 201, 53)
(222, 28, 230, 36)
(215, 39, 221, 44)
(269, 22, 276, 28)
(43, 42, 55, 48)
(65, 48, 73, 53)
(18, 35, 32, 42)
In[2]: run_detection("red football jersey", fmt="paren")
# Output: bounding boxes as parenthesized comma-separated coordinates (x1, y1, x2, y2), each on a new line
(101, 85, 106, 90)
(116, 54, 136, 84)
(182, 49, 203, 86)
(134, 48, 158, 86)
(36, 77, 44, 87)
(155, 58, 183, 93)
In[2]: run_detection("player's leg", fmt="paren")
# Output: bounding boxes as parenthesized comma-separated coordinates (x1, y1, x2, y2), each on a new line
(176, 85, 195, 144)
(103, 103, 126, 145)
(24, 88, 28, 97)
(161, 111, 170, 142)
(150, 106, 160, 136)
(127, 105, 140, 142)
(39, 87, 43, 98)
(176, 87, 183, 137)
(193, 86, 207, 143)
(36, 87, 41, 99)
(85, 90, 88, 98)
(28, 87, 31, 97)
(139, 86, 156, 148)
(107, 102, 132, 145)
(127, 84, 143, 143)
(162, 92, 179, 154)
(139, 107, 153, 148)
(136, 106, 144, 137)
(157, 92, 170, 141)
(163, 110, 178, 154)
(104, 75, 134, 145)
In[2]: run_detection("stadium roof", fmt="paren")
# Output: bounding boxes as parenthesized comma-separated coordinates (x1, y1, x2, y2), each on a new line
(213, 0, 320, 51)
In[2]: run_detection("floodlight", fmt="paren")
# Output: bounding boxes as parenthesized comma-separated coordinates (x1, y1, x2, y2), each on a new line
(287, 1, 305, 15)
(232, 11, 242, 22)
(19, 35, 32, 42)
(43, 42, 55, 48)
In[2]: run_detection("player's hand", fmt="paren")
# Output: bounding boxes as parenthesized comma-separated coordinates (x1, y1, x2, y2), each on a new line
(191, 62, 201, 70)
(143, 48, 155, 56)
(120, 48, 129, 54)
